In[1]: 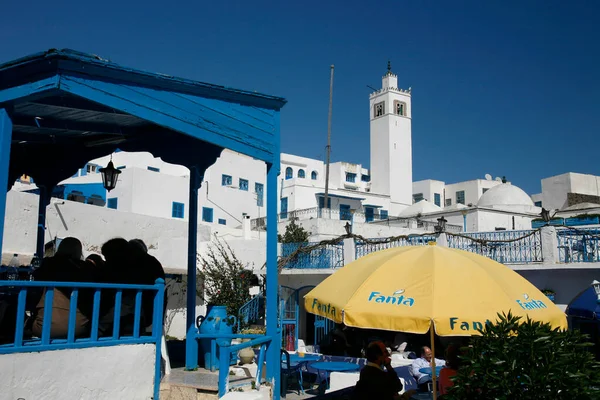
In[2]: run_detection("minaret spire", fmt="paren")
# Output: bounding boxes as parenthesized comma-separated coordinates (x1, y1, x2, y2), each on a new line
(387, 60, 392, 75)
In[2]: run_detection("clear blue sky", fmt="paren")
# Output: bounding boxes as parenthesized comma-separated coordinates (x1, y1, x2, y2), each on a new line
(1, 0, 598, 194)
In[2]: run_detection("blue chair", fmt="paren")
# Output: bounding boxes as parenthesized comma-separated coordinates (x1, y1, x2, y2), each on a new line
(281, 349, 304, 397)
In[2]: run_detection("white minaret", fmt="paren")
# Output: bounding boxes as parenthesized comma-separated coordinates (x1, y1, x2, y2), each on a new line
(369, 62, 412, 214)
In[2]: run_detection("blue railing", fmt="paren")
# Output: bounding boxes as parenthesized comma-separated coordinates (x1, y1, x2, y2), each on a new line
(280, 242, 344, 269)
(355, 235, 436, 259)
(193, 333, 272, 397)
(238, 293, 264, 330)
(0, 279, 165, 399)
(447, 230, 542, 264)
(557, 228, 600, 263)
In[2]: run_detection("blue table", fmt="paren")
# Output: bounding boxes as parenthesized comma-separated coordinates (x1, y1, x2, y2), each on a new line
(310, 361, 360, 390)
(419, 366, 443, 377)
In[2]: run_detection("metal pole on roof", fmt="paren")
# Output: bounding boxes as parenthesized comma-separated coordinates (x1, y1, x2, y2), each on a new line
(323, 65, 334, 213)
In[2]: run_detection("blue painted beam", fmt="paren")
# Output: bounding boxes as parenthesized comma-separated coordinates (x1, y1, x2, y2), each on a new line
(59, 75, 278, 164)
(185, 166, 201, 370)
(0, 109, 12, 256)
(0, 76, 60, 105)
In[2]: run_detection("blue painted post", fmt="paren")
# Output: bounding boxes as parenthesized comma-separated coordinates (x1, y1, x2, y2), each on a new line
(463, 214, 467, 233)
(218, 341, 230, 397)
(0, 109, 12, 257)
(36, 185, 50, 258)
(153, 278, 165, 400)
(185, 166, 201, 370)
(265, 161, 281, 396)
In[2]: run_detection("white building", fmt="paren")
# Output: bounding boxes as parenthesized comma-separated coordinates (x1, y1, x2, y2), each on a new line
(531, 172, 600, 211)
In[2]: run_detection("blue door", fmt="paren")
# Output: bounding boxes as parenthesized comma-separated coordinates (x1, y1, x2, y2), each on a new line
(365, 207, 374, 222)
(314, 315, 336, 351)
(340, 204, 351, 221)
(281, 197, 288, 219)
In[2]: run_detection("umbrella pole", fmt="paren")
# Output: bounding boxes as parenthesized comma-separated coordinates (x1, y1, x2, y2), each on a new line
(430, 320, 437, 400)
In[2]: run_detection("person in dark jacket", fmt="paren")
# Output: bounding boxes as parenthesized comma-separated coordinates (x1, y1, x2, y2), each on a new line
(352, 341, 403, 400)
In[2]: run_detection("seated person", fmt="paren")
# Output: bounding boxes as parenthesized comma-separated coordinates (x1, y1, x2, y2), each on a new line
(352, 341, 403, 400)
(410, 346, 445, 391)
(320, 323, 351, 356)
(439, 344, 460, 395)
(31, 237, 95, 339)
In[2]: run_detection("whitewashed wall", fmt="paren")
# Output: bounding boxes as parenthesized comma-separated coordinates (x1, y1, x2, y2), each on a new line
(0, 344, 155, 400)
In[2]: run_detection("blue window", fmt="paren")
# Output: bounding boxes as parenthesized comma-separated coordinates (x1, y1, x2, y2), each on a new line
(535, 201, 542, 207)
(434, 193, 441, 207)
(239, 178, 249, 191)
(222, 174, 232, 186)
(81, 165, 87, 177)
(281, 197, 288, 219)
(285, 167, 293, 180)
(311, 171, 318, 180)
(148, 166, 160, 172)
(413, 193, 424, 203)
(318, 197, 331, 209)
(365, 207, 374, 223)
(456, 190, 465, 205)
(346, 173, 356, 183)
(298, 169, 305, 178)
(361, 175, 370, 182)
(117, 166, 126, 170)
(172, 202, 185, 219)
(218, 218, 226, 225)
(340, 204, 352, 221)
(107, 198, 118, 209)
(380, 210, 388, 219)
(255, 183, 264, 207)
(202, 207, 214, 223)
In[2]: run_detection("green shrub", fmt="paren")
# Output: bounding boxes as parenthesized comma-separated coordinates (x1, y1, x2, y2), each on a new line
(447, 312, 600, 400)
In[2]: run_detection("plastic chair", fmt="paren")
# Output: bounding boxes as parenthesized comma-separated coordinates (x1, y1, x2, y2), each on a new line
(281, 349, 304, 397)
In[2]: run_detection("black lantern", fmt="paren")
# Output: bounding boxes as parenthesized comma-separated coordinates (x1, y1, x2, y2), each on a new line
(100, 160, 121, 192)
(540, 208, 551, 223)
(435, 216, 447, 233)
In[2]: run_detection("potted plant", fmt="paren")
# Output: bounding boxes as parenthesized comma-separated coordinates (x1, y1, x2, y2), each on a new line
(238, 327, 266, 365)
(542, 288, 556, 302)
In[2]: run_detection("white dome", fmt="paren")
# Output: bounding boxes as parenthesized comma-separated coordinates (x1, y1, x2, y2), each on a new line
(477, 183, 534, 207)
(399, 200, 442, 217)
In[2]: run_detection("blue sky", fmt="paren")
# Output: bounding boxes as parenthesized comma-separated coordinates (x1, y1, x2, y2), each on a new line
(1, 0, 598, 194)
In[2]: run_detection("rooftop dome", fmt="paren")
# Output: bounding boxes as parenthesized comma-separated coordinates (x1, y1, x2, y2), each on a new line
(399, 199, 442, 217)
(477, 183, 534, 208)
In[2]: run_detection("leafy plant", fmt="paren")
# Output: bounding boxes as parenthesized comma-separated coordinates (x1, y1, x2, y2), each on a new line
(447, 312, 600, 400)
(198, 236, 255, 327)
(278, 218, 310, 243)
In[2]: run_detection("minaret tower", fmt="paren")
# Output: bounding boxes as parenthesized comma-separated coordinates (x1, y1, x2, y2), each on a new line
(369, 62, 413, 214)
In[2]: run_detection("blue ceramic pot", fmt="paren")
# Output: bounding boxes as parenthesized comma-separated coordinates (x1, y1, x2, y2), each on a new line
(197, 305, 237, 370)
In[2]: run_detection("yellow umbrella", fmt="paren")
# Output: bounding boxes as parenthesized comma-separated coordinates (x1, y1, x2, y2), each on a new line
(304, 245, 566, 334)
(304, 245, 567, 399)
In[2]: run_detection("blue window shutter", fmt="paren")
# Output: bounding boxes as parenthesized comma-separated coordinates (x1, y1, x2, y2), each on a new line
(172, 202, 185, 218)
(298, 169, 305, 178)
(380, 210, 388, 219)
(280, 197, 288, 218)
(222, 174, 232, 186)
(311, 171, 318, 180)
(202, 207, 214, 223)
(239, 178, 248, 191)
(218, 219, 226, 225)
(107, 198, 118, 209)
(255, 183, 264, 207)
(285, 167, 293, 180)
(148, 166, 160, 172)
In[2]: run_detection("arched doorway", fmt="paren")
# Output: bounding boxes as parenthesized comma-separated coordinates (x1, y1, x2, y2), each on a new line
(279, 285, 336, 352)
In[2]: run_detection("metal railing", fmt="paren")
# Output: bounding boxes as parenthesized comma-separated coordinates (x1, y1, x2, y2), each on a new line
(557, 227, 600, 263)
(237, 293, 264, 330)
(280, 242, 344, 269)
(355, 235, 437, 259)
(0, 279, 165, 399)
(447, 230, 542, 264)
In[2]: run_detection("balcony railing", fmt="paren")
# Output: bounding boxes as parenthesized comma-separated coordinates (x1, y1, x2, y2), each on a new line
(280, 242, 344, 269)
(557, 227, 600, 263)
(355, 235, 437, 259)
(447, 230, 542, 264)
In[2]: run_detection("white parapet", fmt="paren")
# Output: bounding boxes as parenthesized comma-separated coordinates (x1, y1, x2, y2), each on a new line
(0, 344, 156, 400)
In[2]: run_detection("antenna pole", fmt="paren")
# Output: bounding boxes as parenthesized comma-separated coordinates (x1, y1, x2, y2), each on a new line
(324, 65, 334, 213)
